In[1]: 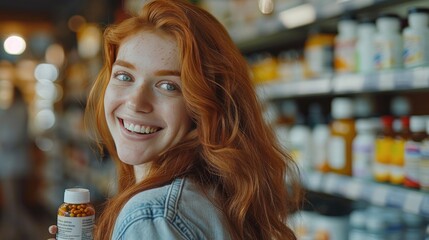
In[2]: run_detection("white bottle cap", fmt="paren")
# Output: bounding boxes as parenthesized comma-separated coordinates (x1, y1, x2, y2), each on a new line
(64, 188, 90, 204)
(331, 97, 354, 119)
(410, 116, 426, 132)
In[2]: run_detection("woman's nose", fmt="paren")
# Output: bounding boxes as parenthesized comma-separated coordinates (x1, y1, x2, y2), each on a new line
(126, 85, 153, 113)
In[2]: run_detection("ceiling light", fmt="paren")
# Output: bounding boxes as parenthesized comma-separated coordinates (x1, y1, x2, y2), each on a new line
(278, 3, 316, 29)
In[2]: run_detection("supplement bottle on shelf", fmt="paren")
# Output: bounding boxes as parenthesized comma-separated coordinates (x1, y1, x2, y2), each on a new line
(390, 116, 410, 185)
(404, 116, 427, 189)
(352, 118, 376, 180)
(304, 27, 335, 79)
(57, 188, 95, 240)
(374, 116, 394, 182)
(309, 103, 330, 172)
(356, 17, 376, 73)
(289, 114, 312, 173)
(328, 97, 356, 175)
(419, 118, 429, 191)
(349, 209, 368, 240)
(374, 13, 403, 70)
(403, 7, 429, 68)
(334, 14, 357, 73)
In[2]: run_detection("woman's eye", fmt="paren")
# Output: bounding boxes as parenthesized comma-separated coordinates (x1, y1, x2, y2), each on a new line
(159, 82, 179, 91)
(113, 72, 132, 82)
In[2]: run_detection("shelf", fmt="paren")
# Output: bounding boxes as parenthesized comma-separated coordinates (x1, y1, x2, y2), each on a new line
(257, 67, 429, 99)
(303, 171, 429, 217)
(235, 0, 400, 53)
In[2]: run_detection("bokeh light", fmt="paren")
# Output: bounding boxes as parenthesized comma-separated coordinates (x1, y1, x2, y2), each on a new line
(4, 35, 26, 55)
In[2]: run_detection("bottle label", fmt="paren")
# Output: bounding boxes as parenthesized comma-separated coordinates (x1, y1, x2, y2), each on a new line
(352, 141, 373, 179)
(404, 141, 421, 184)
(329, 136, 346, 169)
(334, 39, 356, 72)
(374, 40, 398, 69)
(403, 35, 424, 67)
(57, 215, 94, 240)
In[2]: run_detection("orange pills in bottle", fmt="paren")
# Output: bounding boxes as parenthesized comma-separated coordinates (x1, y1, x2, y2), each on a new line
(57, 188, 95, 240)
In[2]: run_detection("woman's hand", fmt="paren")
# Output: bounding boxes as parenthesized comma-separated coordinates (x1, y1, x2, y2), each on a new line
(47, 225, 57, 240)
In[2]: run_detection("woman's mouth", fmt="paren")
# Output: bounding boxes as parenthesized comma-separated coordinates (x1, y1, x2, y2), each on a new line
(120, 119, 162, 134)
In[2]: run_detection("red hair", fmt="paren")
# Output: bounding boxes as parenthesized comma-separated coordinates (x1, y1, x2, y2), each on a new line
(85, 0, 302, 239)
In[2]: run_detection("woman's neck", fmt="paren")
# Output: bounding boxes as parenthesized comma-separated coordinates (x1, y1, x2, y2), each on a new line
(133, 162, 152, 183)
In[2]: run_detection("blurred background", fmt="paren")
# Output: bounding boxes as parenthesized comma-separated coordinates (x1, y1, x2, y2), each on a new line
(1, 0, 429, 239)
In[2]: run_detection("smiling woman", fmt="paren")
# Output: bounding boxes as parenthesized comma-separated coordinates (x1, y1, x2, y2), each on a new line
(49, 0, 303, 239)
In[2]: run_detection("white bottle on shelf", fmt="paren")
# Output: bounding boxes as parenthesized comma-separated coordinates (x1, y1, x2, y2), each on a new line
(374, 13, 403, 70)
(403, 7, 429, 68)
(289, 115, 312, 173)
(404, 115, 427, 189)
(356, 18, 376, 73)
(403, 212, 425, 240)
(349, 209, 368, 240)
(352, 118, 376, 180)
(334, 14, 357, 73)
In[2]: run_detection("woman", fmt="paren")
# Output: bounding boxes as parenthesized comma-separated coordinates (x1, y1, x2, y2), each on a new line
(50, 0, 302, 239)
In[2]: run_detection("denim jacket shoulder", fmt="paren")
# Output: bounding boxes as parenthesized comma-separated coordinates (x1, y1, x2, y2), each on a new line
(112, 178, 232, 240)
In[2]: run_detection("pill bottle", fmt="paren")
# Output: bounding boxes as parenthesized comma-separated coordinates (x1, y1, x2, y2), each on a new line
(403, 7, 429, 68)
(404, 115, 427, 189)
(419, 118, 429, 191)
(356, 17, 376, 73)
(352, 118, 376, 180)
(390, 116, 410, 185)
(304, 27, 335, 79)
(289, 114, 312, 173)
(334, 14, 357, 73)
(374, 13, 403, 70)
(349, 209, 368, 240)
(365, 213, 388, 240)
(374, 116, 394, 182)
(57, 188, 95, 240)
(328, 97, 356, 175)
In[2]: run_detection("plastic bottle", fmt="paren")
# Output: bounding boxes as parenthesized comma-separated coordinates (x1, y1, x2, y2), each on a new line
(374, 116, 394, 182)
(328, 97, 356, 175)
(349, 210, 368, 240)
(313, 124, 331, 173)
(289, 115, 312, 173)
(304, 28, 335, 79)
(352, 119, 376, 180)
(334, 14, 357, 73)
(404, 116, 427, 189)
(57, 188, 95, 240)
(403, 212, 425, 240)
(419, 117, 429, 191)
(403, 7, 429, 68)
(390, 116, 410, 185)
(374, 13, 403, 70)
(383, 209, 404, 240)
(356, 18, 376, 73)
(365, 213, 388, 240)
(309, 103, 330, 172)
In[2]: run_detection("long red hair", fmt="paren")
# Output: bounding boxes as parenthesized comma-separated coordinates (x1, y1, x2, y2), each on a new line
(85, 0, 302, 239)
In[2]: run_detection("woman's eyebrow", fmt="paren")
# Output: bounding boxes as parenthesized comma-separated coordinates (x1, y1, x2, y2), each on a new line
(154, 70, 181, 77)
(113, 60, 135, 70)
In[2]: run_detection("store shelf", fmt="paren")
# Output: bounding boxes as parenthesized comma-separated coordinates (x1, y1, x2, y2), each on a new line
(257, 67, 429, 99)
(303, 171, 429, 217)
(236, 0, 403, 53)
(257, 78, 331, 100)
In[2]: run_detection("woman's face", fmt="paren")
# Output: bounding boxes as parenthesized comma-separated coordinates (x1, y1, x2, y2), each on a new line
(104, 30, 192, 167)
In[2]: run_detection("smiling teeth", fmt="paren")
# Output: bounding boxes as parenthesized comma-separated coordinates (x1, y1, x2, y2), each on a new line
(124, 122, 159, 134)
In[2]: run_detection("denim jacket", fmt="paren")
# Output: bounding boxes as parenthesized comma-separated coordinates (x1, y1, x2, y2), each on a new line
(112, 178, 232, 240)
